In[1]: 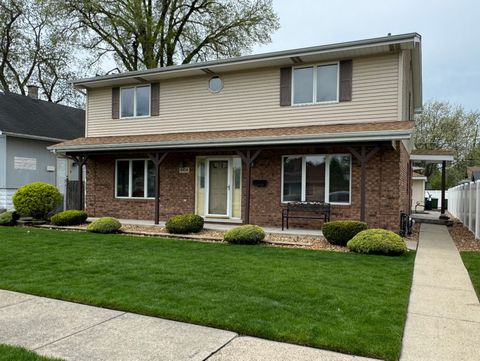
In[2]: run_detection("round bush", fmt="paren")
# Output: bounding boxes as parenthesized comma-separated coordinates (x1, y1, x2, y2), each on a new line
(165, 214, 204, 234)
(224, 225, 265, 245)
(87, 217, 122, 234)
(322, 220, 368, 246)
(13, 182, 62, 220)
(347, 229, 408, 256)
(0, 211, 19, 226)
(51, 210, 88, 226)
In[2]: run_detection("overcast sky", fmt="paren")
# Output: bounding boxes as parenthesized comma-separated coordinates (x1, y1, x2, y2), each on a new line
(252, 0, 479, 111)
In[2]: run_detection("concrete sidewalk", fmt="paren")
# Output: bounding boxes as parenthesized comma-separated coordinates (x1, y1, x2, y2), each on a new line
(0, 290, 375, 361)
(401, 223, 480, 360)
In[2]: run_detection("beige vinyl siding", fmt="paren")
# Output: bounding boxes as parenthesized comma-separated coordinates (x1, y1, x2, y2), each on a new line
(86, 54, 400, 137)
(401, 50, 414, 121)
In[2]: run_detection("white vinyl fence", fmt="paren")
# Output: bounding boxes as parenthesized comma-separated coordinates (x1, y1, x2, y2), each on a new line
(448, 182, 480, 239)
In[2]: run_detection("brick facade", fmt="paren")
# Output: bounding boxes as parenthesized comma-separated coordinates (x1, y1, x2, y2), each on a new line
(85, 142, 410, 231)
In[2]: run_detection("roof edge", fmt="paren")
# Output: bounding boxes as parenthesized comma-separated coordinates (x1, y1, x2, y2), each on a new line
(50, 128, 413, 153)
(73, 32, 421, 87)
(2, 131, 65, 143)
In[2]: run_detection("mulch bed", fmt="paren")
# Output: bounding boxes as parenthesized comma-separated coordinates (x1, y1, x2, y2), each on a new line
(448, 220, 480, 251)
(37, 223, 348, 252)
(406, 222, 420, 243)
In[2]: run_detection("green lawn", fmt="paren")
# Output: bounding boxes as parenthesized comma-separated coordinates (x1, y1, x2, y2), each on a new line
(0, 344, 63, 361)
(461, 252, 480, 299)
(0, 227, 415, 361)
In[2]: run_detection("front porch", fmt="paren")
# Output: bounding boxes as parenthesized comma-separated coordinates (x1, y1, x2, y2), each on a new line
(50, 121, 415, 232)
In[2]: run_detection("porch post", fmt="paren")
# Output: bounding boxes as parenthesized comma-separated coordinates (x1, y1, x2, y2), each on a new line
(70, 154, 88, 211)
(348, 146, 380, 222)
(236, 149, 262, 224)
(440, 160, 448, 219)
(148, 152, 168, 225)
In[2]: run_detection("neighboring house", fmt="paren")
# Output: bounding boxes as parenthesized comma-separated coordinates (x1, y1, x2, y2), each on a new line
(467, 166, 480, 182)
(51, 33, 422, 231)
(412, 172, 427, 211)
(0, 87, 85, 210)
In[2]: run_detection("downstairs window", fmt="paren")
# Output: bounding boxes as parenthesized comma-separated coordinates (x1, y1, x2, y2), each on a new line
(282, 154, 351, 204)
(115, 159, 155, 198)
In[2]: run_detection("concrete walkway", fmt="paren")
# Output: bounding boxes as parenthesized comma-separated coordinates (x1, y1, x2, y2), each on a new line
(401, 223, 480, 360)
(0, 290, 374, 361)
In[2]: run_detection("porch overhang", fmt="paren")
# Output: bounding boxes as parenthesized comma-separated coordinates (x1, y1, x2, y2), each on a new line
(410, 149, 455, 219)
(410, 149, 454, 162)
(49, 121, 414, 154)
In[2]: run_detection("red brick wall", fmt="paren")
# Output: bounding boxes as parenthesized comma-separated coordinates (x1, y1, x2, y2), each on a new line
(85, 143, 409, 231)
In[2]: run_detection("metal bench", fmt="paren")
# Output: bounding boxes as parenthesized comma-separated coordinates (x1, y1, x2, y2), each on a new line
(281, 202, 331, 230)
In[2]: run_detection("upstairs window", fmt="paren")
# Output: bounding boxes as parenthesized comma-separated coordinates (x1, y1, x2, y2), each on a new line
(120, 85, 151, 118)
(292, 63, 339, 105)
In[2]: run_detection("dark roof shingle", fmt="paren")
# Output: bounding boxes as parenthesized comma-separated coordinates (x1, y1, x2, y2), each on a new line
(0, 92, 85, 140)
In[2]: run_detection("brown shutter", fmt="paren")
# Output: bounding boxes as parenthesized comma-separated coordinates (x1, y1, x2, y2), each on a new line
(339, 60, 353, 102)
(280, 67, 292, 106)
(150, 82, 160, 116)
(112, 87, 120, 119)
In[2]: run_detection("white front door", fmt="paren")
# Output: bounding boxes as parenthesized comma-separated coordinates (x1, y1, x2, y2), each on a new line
(206, 159, 231, 217)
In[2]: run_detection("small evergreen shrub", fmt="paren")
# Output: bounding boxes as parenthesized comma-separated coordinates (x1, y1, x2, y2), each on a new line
(50, 210, 88, 226)
(347, 229, 408, 256)
(165, 214, 204, 234)
(322, 220, 368, 246)
(87, 217, 121, 234)
(12, 182, 62, 220)
(0, 211, 19, 226)
(224, 225, 265, 245)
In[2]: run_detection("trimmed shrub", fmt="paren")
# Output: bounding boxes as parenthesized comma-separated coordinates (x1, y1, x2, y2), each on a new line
(224, 225, 265, 245)
(0, 211, 19, 226)
(347, 229, 408, 256)
(12, 182, 62, 220)
(165, 214, 204, 234)
(322, 220, 368, 246)
(51, 210, 88, 226)
(87, 217, 121, 234)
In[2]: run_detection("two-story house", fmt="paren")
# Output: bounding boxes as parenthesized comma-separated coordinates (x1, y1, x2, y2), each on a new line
(51, 33, 422, 231)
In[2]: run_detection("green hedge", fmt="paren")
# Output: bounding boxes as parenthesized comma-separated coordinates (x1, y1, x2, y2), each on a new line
(224, 225, 265, 245)
(87, 217, 121, 234)
(0, 211, 19, 226)
(347, 229, 408, 256)
(165, 214, 204, 234)
(51, 210, 88, 226)
(322, 220, 368, 246)
(12, 182, 62, 220)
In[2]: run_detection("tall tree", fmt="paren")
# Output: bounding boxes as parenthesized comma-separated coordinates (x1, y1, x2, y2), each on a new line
(414, 100, 480, 182)
(65, 0, 280, 71)
(0, 0, 90, 106)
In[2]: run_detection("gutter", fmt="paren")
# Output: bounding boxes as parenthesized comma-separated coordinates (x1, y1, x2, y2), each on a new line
(49, 129, 413, 153)
(72, 33, 421, 88)
(1, 131, 65, 143)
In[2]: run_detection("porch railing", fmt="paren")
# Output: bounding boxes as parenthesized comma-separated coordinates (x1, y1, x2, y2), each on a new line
(448, 181, 480, 239)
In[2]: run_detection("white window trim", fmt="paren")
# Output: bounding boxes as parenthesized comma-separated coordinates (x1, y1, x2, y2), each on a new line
(115, 159, 155, 199)
(280, 154, 351, 205)
(119, 84, 151, 119)
(291, 61, 340, 106)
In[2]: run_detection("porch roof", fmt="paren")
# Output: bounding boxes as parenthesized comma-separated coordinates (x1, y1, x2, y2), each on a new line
(410, 149, 454, 162)
(49, 121, 413, 154)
